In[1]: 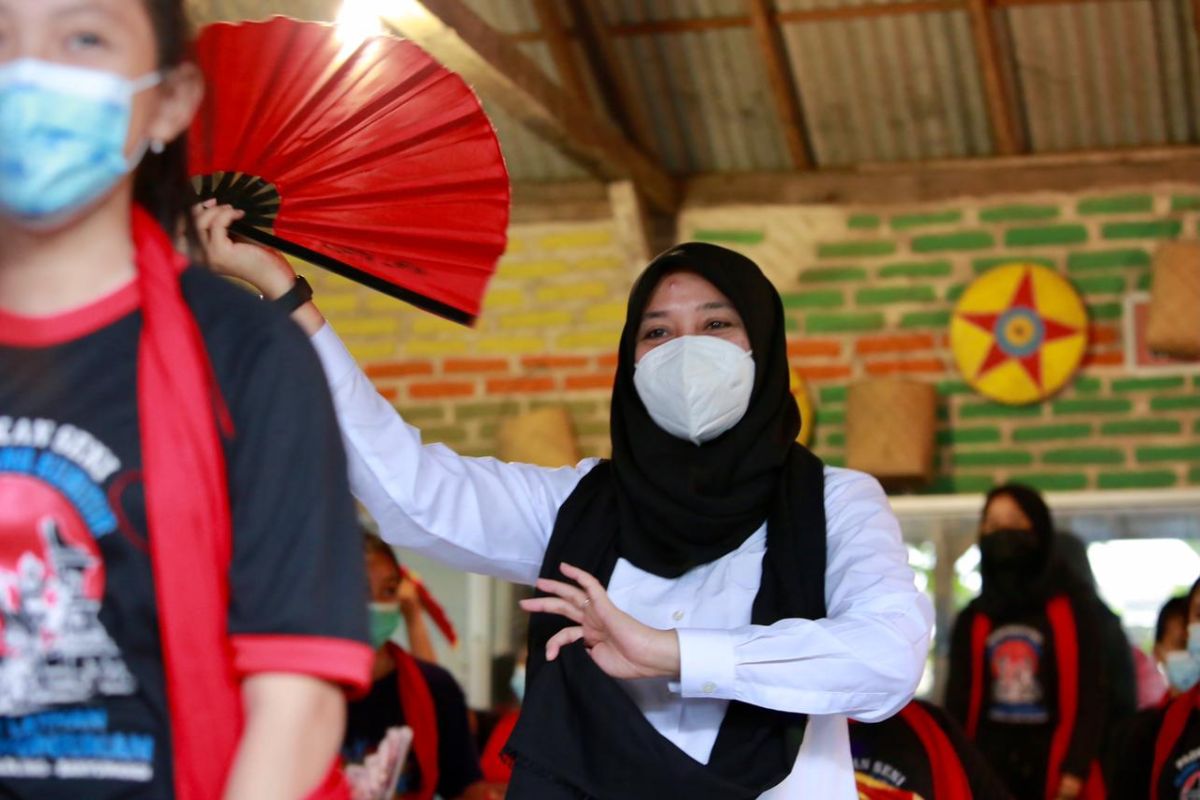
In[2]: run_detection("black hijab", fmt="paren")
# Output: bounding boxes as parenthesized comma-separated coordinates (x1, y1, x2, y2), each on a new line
(505, 243, 829, 799)
(977, 483, 1056, 616)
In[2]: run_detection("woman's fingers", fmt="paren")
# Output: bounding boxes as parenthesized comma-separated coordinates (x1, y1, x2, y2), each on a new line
(545, 626, 585, 661)
(534, 577, 589, 608)
(519, 596, 584, 625)
(559, 563, 608, 607)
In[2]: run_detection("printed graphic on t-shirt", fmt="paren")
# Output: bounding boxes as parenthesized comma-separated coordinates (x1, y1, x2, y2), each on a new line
(0, 416, 151, 782)
(853, 767, 925, 800)
(1172, 744, 1200, 799)
(986, 624, 1048, 723)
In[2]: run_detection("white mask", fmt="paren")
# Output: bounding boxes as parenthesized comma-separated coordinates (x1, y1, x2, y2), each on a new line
(633, 335, 755, 445)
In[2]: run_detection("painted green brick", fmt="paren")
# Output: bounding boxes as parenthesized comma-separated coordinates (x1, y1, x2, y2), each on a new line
(974, 256, 1056, 274)
(782, 289, 845, 309)
(530, 399, 605, 417)
(824, 455, 847, 468)
(806, 312, 886, 333)
(1009, 472, 1089, 491)
(1102, 220, 1183, 240)
(456, 401, 520, 420)
(693, 229, 765, 245)
(891, 211, 963, 230)
(937, 426, 1002, 445)
(1053, 398, 1133, 415)
(816, 407, 845, 425)
(1191, 465, 1200, 485)
(1172, 195, 1200, 212)
(848, 214, 881, 230)
(945, 284, 968, 302)
(1151, 396, 1200, 411)
(879, 260, 954, 279)
(913, 231, 995, 253)
(1098, 471, 1178, 489)
(1012, 423, 1093, 442)
(1067, 249, 1152, 272)
(1195, 419, 1200, 435)
(960, 402, 1043, 419)
(1137, 445, 1200, 462)
(817, 241, 897, 259)
(575, 421, 613, 437)
(420, 425, 470, 445)
(819, 386, 847, 404)
(397, 405, 450, 424)
(1078, 194, 1154, 215)
(825, 432, 846, 447)
(1137, 271, 1153, 290)
(1195, 375, 1200, 389)
(856, 286, 938, 305)
(979, 204, 1060, 223)
(900, 310, 953, 328)
(923, 474, 996, 494)
(1005, 225, 1089, 247)
(1073, 377, 1103, 394)
(1088, 302, 1123, 321)
(936, 380, 973, 396)
(954, 450, 1035, 467)
(1111, 376, 1186, 392)
(1101, 419, 1182, 436)
(785, 317, 800, 332)
(1072, 275, 1126, 294)
(800, 266, 870, 283)
(1042, 447, 1126, 465)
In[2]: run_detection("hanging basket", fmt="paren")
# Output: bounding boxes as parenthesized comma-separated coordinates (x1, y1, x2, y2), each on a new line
(1146, 241, 1200, 359)
(497, 407, 581, 468)
(847, 379, 938, 490)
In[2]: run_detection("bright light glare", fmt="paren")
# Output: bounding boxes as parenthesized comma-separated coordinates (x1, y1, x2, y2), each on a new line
(336, 0, 385, 47)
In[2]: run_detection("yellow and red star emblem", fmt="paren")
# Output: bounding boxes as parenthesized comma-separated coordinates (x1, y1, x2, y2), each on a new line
(950, 264, 1088, 405)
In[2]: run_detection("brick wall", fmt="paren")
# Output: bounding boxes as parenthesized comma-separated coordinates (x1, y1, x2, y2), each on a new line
(300, 186, 1200, 494)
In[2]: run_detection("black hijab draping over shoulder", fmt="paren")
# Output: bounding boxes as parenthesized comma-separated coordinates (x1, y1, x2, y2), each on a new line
(505, 243, 830, 799)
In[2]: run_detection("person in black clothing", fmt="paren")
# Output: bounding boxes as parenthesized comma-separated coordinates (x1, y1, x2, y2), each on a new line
(1109, 581, 1200, 799)
(343, 536, 499, 800)
(945, 485, 1107, 800)
(850, 699, 1012, 799)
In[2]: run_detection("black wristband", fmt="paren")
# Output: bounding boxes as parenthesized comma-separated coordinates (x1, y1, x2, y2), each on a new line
(272, 276, 313, 314)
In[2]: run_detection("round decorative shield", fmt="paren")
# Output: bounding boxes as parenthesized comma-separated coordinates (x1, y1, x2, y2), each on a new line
(790, 369, 815, 446)
(950, 264, 1088, 405)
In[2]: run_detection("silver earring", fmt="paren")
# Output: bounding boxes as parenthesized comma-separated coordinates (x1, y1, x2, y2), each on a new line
(150, 139, 166, 154)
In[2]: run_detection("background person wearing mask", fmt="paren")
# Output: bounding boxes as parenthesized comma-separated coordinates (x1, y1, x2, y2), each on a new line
(199, 224, 933, 799)
(945, 485, 1107, 800)
(1108, 580, 1200, 799)
(345, 536, 500, 800)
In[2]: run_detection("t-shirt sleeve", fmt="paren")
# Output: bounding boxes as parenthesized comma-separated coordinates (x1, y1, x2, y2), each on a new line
(216, 307, 372, 692)
(419, 662, 484, 799)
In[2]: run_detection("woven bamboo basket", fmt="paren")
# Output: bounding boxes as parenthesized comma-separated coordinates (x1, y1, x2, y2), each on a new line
(1146, 241, 1200, 359)
(498, 406, 581, 468)
(847, 379, 938, 490)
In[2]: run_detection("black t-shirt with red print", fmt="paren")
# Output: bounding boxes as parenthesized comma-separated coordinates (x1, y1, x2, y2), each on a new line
(0, 268, 370, 799)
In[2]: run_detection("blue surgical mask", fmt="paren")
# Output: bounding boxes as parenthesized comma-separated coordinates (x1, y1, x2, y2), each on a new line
(509, 664, 526, 703)
(0, 59, 161, 227)
(1165, 650, 1200, 693)
(368, 602, 402, 650)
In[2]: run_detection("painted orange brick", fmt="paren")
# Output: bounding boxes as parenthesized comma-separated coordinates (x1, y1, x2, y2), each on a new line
(1089, 325, 1120, 346)
(444, 358, 511, 374)
(367, 361, 435, 379)
(522, 355, 590, 370)
(797, 365, 854, 381)
(596, 354, 619, 369)
(487, 377, 557, 394)
(565, 373, 615, 391)
(1083, 351, 1125, 367)
(787, 339, 842, 358)
(864, 358, 946, 376)
(856, 333, 936, 356)
(377, 386, 399, 402)
(410, 381, 477, 400)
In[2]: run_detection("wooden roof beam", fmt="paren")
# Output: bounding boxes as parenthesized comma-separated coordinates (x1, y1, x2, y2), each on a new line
(382, 0, 678, 212)
(531, 0, 589, 102)
(746, 0, 813, 170)
(967, 0, 1025, 155)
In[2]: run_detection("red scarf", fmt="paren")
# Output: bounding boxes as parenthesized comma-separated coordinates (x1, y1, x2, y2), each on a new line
(964, 595, 1105, 800)
(1150, 685, 1200, 797)
(899, 702, 972, 799)
(386, 643, 440, 800)
(480, 710, 519, 784)
(133, 206, 347, 799)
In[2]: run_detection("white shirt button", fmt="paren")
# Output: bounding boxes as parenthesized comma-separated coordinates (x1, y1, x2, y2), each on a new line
(672, 609, 685, 621)
(702, 681, 717, 694)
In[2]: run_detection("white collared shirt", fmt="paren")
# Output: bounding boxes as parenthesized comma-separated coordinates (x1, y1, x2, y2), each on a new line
(312, 324, 933, 799)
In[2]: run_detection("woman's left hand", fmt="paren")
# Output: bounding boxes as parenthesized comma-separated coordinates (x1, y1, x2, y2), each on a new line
(519, 563, 680, 681)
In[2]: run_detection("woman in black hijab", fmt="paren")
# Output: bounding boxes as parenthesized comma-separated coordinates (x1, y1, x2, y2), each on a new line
(203, 233, 934, 799)
(945, 485, 1108, 800)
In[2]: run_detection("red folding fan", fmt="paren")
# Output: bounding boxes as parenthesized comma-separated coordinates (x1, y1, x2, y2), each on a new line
(189, 16, 511, 324)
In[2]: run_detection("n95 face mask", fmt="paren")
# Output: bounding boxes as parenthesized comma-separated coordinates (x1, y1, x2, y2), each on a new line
(633, 335, 755, 445)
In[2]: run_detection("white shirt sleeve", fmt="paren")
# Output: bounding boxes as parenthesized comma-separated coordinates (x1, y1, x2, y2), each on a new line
(675, 468, 933, 722)
(309, 323, 596, 585)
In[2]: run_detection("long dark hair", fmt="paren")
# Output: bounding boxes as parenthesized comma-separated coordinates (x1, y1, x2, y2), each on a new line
(134, 0, 202, 255)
